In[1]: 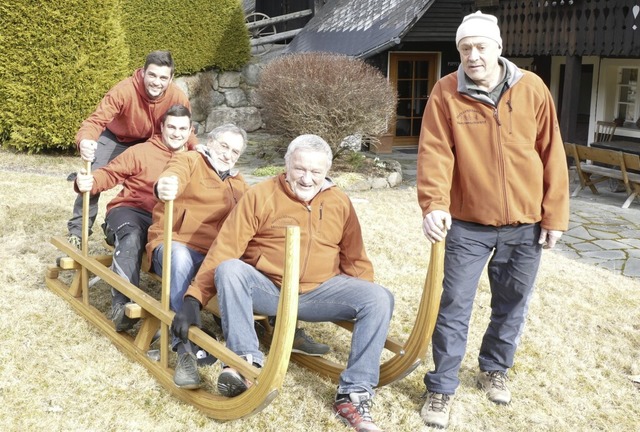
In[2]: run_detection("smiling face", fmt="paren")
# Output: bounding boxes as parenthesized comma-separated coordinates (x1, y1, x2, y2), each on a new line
(207, 131, 244, 172)
(143, 64, 173, 100)
(160, 115, 191, 151)
(285, 149, 330, 203)
(458, 36, 502, 90)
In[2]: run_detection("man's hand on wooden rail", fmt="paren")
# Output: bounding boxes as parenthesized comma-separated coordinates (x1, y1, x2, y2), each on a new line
(171, 296, 202, 343)
(157, 176, 179, 202)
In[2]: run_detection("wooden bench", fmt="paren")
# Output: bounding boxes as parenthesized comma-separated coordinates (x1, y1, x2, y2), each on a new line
(564, 142, 640, 209)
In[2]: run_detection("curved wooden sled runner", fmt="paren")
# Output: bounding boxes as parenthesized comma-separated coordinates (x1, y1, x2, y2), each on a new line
(285, 240, 445, 388)
(45, 189, 301, 420)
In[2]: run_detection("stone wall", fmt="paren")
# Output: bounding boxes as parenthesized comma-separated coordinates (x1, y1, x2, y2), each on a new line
(174, 62, 264, 135)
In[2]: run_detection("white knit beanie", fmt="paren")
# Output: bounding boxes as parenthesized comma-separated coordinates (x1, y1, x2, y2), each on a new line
(455, 11, 502, 47)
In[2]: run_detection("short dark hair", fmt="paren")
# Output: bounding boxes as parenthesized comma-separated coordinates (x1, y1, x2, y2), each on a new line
(161, 104, 191, 124)
(144, 50, 175, 76)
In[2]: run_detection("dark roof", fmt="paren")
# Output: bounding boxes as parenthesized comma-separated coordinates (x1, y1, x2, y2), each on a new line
(285, 0, 436, 58)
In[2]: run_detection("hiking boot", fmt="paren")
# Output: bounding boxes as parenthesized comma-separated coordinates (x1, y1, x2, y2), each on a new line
(333, 391, 383, 432)
(217, 367, 251, 397)
(420, 392, 454, 429)
(108, 302, 138, 332)
(291, 327, 330, 356)
(477, 370, 511, 404)
(174, 352, 201, 389)
(68, 234, 82, 249)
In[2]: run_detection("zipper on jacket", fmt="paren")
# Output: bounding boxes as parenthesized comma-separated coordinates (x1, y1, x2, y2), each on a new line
(506, 97, 513, 134)
(493, 107, 510, 223)
(229, 181, 238, 204)
(299, 202, 313, 286)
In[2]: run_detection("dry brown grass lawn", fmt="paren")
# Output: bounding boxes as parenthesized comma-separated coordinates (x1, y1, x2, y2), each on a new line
(1, 148, 639, 431)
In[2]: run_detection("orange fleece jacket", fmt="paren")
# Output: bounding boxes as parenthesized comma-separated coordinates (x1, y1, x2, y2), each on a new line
(145, 151, 249, 269)
(417, 60, 569, 231)
(75, 136, 185, 215)
(75, 68, 197, 149)
(185, 174, 374, 307)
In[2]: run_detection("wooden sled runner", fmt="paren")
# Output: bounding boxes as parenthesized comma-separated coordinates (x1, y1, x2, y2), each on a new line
(44, 172, 301, 420)
(284, 240, 445, 388)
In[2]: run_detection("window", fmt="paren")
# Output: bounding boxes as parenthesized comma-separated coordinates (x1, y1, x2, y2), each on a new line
(616, 67, 639, 124)
(388, 53, 438, 147)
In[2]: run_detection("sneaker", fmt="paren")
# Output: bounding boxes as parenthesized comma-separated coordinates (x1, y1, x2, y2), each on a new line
(68, 234, 82, 249)
(420, 392, 454, 429)
(333, 391, 383, 432)
(477, 370, 511, 404)
(108, 302, 138, 332)
(217, 367, 251, 397)
(195, 348, 217, 367)
(174, 352, 201, 389)
(291, 327, 330, 356)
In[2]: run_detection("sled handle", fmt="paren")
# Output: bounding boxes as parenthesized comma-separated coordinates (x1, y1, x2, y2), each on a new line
(81, 160, 91, 305)
(160, 199, 174, 368)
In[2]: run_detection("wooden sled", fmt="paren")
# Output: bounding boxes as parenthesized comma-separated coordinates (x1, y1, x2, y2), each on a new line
(45, 178, 301, 420)
(282, 240, 445, 388)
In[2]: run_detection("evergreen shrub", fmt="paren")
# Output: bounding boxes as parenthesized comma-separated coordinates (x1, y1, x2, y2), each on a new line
(256, 53, 397, 158)
(122, 0, 250, 75)
(0, 1, 129, 153)
(0, 0, 249, 153)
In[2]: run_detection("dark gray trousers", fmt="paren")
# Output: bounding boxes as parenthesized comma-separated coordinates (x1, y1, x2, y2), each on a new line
(105, 206, 152, 305)
(424, 220, 542, 394)
(67, 129, 142, 236)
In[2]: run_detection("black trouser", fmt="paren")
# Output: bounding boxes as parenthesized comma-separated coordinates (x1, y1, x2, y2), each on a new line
(104, 206, 152, 305)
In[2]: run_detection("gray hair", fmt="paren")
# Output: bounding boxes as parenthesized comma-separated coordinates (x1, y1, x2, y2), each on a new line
(284, 134, 333, 171)
(207, 123, 248, 153)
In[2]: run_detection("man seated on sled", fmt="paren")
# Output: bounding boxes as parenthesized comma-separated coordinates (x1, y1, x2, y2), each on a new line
(75, 104, 191, 332)
(172, 134, 394, 432)
(148, 124, 330, 389)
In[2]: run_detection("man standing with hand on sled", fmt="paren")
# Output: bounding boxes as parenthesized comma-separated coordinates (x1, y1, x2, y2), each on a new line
(416, 11, 569, 429)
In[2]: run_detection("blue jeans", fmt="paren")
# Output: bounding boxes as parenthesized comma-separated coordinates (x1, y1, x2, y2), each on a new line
(215, 259, 394, 396)
(152, 242, 205, 349)
(424, 220, 542, 394)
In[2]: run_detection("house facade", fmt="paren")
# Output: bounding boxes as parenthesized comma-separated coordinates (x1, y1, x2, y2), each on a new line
(262, 0, 640, 150)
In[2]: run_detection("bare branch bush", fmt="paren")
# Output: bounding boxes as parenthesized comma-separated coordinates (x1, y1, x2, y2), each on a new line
(257, 53, 397, 158)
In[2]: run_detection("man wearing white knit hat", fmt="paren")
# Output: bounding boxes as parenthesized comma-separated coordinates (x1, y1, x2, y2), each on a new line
(416, 10, 568, 429)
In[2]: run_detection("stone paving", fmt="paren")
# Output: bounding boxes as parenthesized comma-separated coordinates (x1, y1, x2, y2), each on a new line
(373, 148, 640, 279)
(237, 135, 640, 280)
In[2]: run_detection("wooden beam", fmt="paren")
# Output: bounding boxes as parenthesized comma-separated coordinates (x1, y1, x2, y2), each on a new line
(250, 29, 301, 46)
(246, 9, 312, 30)
(560, 55, 582, 143)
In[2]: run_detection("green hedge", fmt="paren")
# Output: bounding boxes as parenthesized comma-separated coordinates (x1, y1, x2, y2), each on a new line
(0, 1, 130, 153)
(122, 0, 250, 75)
(0, 0, 249, 153)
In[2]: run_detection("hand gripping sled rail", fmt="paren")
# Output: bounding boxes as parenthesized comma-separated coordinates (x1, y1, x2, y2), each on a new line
(45, 169, 301, 420)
